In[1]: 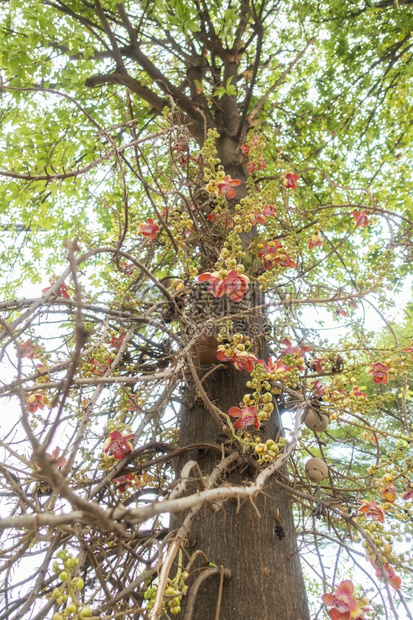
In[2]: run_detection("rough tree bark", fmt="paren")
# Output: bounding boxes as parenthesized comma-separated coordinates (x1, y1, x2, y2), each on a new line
(171, 142, 310, 619)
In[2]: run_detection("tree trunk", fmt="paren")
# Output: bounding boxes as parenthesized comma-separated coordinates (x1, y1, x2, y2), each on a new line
(170, 139, 310, 619)
(172, 361, 310, 620)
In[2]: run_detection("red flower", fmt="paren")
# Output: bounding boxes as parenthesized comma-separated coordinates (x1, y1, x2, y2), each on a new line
(240, 144, 251, 156)
(114, 473, 135, 493)
(90, 358, 114, 376)
(262, 204, 276, 217)
(371, 560, 401, 590)
(322, 580, 365, 620)
(312, 380, 326, 397)
(247, 161, 256, 173)
(42, 282, 70, 299)
(45, 447, 66, 468)
(358, 500, 385, 523)
(217, 346, 235, 363)
(198, 270, 249, 303)
(368, 362, 389, 384)
(402, 482, 413, 500)
(216, 175, 241, 199)
(250, 204, 276, 225)
(257, 158, 266, 170)
(26, 392, 47, 413)
(250, 211, 267, 225)
(104, 430, 135, 460)
(258, 241, 296, 270)
(232, 351, 258, 372)
(228, 406, 260, 430)
(121, 261, 135, 275)
(216, 346, 258, 372)
(380, 485, 398, 502)
(309, 357, 324, 372)
(257, 357, 292, 375)
(138, 218, 159, 240)
(284, 173, 299, 189)
(281, 339, 312, 358)
(20, 340, 35, 359)
(308, 233, 323, 250)
(353, 210, 369, 227)
(352, 386, 366, 398)
(110, 333, 125, 350)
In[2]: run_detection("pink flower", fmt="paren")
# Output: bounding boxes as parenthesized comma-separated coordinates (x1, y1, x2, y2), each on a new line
(104, 430, 135, 460)
(322, 580, 365, 620)
(257, 357, 293, 376)
(228, 406, 260, 430)
(312, 380, 326, 397)
(138, 218, 159, 240)
(110, 333, 125, 350)
(309, 357, 325, 373)
(217, 346, 258, 372)
(42, 282, 70, 299)
(262, 204, 276, 217)
(258, 241, 296, 270)
(45, 447, 66, 468)
(380, 485, 398, 503)
(281, 339, 312, 358)
(121, 261, 135, 275)
(217, 346, 235, 363)
(352, 386, 366, 398)
(90, 357, 114, 376)
(402, 482, 413, 500)
(358, 500, 385, 523)
(216, 175, 241, 199)
(308, 233, 323, 250)
(240, 144, 250, 156)
(371, 560, 401, 590)
(232, 351, 258, 372)
(250, 211, 267, 225)
(20, 340, 35, 359)
(284, 173, 299, 189)
(368, 362, 389, 385)
(353, 210, 369, 227)
(247, 161, 256, 173)
(114, 473, 135, 492)
(198, 270, 249, 303)
(26, 392, 47, 413)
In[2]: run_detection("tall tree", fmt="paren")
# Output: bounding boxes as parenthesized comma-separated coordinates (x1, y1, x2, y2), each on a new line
(0, 1, 413, 619)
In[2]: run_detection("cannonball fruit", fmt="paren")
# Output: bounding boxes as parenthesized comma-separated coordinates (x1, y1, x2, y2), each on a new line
(304, 407, 329, 432)
(305, 457, 328, 483)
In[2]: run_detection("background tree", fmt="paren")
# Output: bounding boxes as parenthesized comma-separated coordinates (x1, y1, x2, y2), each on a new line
(0, 1, 413, 619)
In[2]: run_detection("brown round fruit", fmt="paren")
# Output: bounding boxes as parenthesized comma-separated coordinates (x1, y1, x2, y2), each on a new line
(305, 457, 328, 483)
(304, 407, 329, 432)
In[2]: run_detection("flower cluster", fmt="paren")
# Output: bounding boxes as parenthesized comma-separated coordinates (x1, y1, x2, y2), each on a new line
(240, 134, 266, 174)
(217, 343, 258, 372)
(205, 167, 241, 199)
(249, 204, 276, 225)
(258, 240, 296, 270)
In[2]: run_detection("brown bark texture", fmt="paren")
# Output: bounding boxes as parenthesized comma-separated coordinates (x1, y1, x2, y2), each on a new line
(171, 361, 310, 620)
